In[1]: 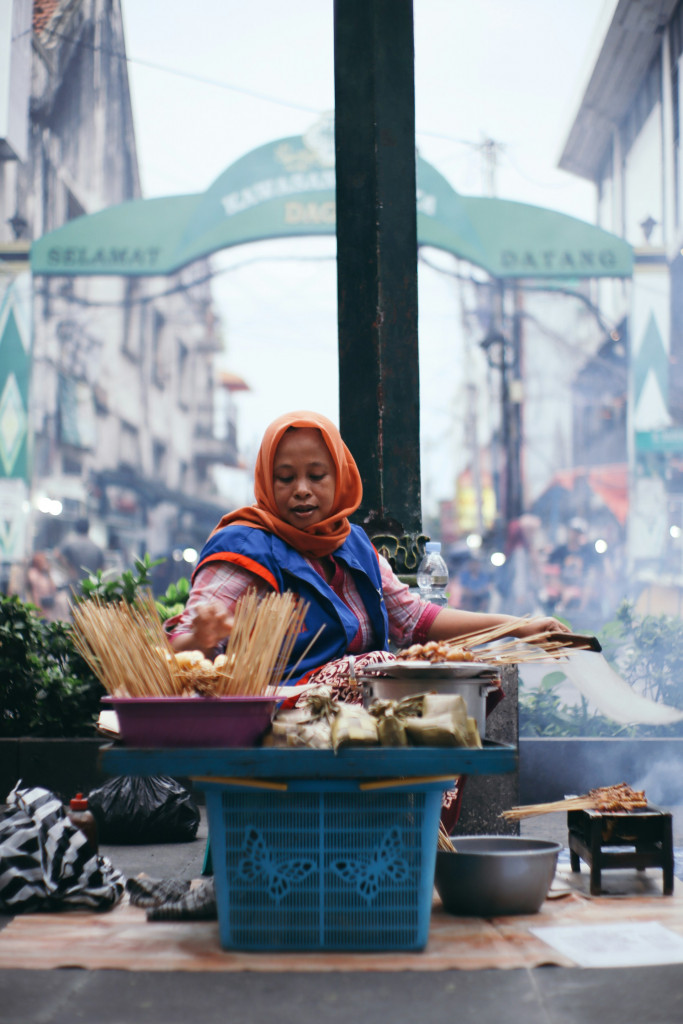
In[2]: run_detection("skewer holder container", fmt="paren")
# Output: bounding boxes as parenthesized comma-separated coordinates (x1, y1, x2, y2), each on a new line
(202, 777, 444, 951)
(103, 696, 277, 748)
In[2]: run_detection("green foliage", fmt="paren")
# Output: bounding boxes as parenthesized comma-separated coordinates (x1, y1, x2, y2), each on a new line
(599, 601, 683, 712)
(0, 595, 103, 737)
(0, 554, 190, 737)
(77, 552, 164, 605)
(155, 575, 191, 622)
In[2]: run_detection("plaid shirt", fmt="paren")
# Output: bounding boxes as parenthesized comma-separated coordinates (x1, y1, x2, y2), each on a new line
(169, 553, 438, 652)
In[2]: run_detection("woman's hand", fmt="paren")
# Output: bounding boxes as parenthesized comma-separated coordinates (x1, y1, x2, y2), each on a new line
(513, 615, 571, 640)
(170, 601, 234, 657)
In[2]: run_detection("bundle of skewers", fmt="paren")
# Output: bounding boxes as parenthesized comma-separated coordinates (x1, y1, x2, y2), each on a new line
(438, 821, 457, 852)
(395, 616, 598, 666)
(501, 783, 647, 821)
(71, 588, 311, 699)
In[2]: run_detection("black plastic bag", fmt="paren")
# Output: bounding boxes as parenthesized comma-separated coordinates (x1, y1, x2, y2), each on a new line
(87, 775, 200, 844)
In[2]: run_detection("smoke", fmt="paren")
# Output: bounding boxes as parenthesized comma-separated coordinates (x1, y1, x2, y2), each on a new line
(632, 759, 683, 808)
(520, 739, 683, 806)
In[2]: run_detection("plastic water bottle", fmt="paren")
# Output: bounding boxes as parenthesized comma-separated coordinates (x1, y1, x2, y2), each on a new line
(417, 541, 449, 607)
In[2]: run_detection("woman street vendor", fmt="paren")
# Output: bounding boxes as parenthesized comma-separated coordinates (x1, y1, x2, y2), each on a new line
(169, 409, 567, 685)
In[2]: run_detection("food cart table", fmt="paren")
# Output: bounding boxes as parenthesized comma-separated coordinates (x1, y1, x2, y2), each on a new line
(100, 742, 516, 952)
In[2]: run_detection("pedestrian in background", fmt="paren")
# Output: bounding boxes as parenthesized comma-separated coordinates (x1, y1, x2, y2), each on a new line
(500, 514, 544, 617)
(26, 552, 59, 620)
(57, 517, 105, 593)
(458, 555, 493, 612)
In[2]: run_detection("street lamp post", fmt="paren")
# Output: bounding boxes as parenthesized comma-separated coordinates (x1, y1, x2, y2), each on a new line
(479, 320, 523, 531)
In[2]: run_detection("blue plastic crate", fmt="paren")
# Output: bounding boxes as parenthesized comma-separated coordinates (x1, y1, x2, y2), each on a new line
(203, 779, 443, 951)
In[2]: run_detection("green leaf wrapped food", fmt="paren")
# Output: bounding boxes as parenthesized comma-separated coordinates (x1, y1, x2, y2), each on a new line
(400, 693, 470, 747)
(369, 698, 409, 747)
(330, 702, 379, 752)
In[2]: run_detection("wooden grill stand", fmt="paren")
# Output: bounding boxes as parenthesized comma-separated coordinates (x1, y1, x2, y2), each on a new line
(567, 806, 674, 896)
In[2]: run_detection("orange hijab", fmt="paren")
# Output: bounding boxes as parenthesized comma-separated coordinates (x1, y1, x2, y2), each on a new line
(209, 411, 363, 558)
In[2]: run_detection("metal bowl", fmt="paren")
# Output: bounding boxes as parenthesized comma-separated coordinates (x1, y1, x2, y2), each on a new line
(434, 835, 562, 916)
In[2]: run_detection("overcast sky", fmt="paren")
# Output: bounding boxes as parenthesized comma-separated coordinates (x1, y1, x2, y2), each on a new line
(119, 0, 618, 512)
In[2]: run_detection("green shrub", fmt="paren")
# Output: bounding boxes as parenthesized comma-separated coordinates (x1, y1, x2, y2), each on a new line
(77, 552, 163, 605)
(0, 554, 190, 737)
(0, 595, 102, 737)
(155, 575, 190, 622)
(599, 601, 683, 713)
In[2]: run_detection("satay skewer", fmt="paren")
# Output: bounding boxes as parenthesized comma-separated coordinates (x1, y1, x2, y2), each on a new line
(502, 784, 647, 821)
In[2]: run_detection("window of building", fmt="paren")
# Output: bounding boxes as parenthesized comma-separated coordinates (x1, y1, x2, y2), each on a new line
(619, 53, 661, 157)
(120, 422, 140, 469)
(153, 440, 167, 479)
(151, 309, 169, 387)
(62, 453, 82, 475)
(65, 187, 86, 222)
(178, 339, 191, 409)
(669, 255, 683, 424)
(122, 280, 142, 361)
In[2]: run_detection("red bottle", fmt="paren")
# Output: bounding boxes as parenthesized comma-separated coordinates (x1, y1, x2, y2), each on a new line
(68, 792, 99, 851)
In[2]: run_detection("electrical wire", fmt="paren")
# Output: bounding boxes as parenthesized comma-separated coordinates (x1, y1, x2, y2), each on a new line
(39, 25, 324, 114)
(38, 25, 520, 149)
(34, 253, 335, 309)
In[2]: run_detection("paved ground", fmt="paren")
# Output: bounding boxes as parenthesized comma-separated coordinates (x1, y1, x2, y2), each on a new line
(3, 806, 683, 1023)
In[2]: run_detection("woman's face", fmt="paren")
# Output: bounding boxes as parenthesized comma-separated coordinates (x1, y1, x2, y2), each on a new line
(272, 428, 336, 529)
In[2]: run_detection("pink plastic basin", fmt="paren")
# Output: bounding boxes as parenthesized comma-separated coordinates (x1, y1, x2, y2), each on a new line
(103, 695, 277, 748)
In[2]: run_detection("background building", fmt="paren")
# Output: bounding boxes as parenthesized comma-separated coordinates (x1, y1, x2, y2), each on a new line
(0, 0, 243, 591)
(560, 0, 683, 613)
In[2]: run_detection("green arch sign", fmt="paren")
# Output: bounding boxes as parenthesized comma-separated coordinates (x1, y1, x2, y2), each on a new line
(30, 123, 632, 280)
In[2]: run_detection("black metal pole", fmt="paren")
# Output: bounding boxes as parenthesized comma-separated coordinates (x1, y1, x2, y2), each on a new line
(508, 285, 524, 520)
(333, 0, 423, 572)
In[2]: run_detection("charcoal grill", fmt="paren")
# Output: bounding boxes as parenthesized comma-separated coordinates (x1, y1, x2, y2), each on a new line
(567, 805, 674, 896)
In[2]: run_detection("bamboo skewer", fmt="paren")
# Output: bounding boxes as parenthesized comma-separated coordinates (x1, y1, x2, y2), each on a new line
(501, 784, 647, 821)
(501, 797, 605, 821)
(397, 616, 596, 666)
(281, 624, 326, 686)
(438, 821, 457, 852)
(71, 593, 181, 697)
(71, 588, 313, 699)
(208, 590, 311, 696)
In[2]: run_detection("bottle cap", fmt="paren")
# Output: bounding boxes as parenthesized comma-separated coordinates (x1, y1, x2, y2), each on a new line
(425, 541, 441, 553)
(70, 792, 88, 811)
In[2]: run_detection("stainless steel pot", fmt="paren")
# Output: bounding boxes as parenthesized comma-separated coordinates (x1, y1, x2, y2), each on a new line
(434, 836, 562, 916)
(361, 676, 495, 738)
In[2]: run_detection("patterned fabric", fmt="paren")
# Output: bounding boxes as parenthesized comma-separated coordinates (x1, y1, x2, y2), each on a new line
(303, 650, 398, 703)
(0, 784, 125, 913)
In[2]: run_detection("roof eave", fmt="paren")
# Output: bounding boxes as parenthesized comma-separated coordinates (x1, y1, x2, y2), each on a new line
(558, 0, 678, 183)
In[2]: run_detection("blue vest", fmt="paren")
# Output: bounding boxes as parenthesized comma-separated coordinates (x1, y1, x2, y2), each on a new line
(194, 523, 389, 683)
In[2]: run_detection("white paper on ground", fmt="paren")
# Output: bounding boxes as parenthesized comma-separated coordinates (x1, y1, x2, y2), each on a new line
(529, 921, 683, 967)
